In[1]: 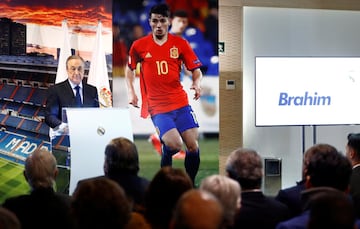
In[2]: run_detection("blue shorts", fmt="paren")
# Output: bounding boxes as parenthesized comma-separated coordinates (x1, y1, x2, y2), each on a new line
(151, 105, 199, 138)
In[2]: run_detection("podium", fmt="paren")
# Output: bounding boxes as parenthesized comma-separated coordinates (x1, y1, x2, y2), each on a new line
(50, 108, 133, 195)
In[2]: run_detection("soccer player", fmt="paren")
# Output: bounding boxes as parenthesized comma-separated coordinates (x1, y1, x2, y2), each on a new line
(125, 3, 203, 184)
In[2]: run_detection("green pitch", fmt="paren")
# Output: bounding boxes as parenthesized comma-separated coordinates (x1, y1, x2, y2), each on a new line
(0, 158, 30, 204)
(0, 136, 219, 203)
(137, 136, 219, 187)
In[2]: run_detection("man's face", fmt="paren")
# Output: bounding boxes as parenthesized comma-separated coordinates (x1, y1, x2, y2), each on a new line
(66, 58, 84, 85)
(149, 13, 170, 39)
(171, 16, 188, 35)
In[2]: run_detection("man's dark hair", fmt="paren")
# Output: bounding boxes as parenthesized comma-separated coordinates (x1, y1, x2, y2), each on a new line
(306, 144, 352, 191)
(225, 148, 263, 190)
(171, 9, 188, 19)
(347, 133, 360, 155)
(149, 3, 170, 18)
(104, 137, 139, 175)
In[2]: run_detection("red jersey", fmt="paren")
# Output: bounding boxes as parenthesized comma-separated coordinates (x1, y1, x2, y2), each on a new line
(128, 33, 202, 118)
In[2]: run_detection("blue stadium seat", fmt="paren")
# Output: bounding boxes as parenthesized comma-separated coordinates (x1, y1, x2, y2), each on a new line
(0, 84, 17, 100)
(20, 119, 40, 133)
(13, 86, 32, 103)
(4, 115, 21, 129)
(1, 101, 21, 113)
(0, 100, 6, 109)
(0, 113, 6, 124)
(29, 88, 47, 106)
(37, 122, 50, 136)
(18, 104, 37, 117)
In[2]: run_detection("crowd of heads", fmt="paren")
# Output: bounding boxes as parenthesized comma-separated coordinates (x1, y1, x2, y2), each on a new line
(2, 131, 360, 229)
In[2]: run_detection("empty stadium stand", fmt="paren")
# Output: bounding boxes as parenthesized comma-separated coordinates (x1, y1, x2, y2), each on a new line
(0, 55, 59, 147)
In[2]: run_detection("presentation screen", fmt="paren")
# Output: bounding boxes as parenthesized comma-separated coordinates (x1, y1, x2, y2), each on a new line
(255, 57, 360, 126)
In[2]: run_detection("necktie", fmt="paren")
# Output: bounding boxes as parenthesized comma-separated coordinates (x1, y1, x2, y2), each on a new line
(74, 85, 82, 107)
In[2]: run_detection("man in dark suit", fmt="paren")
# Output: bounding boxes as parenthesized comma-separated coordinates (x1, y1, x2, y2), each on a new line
(225, 148, 290, 229)
(275, 144, 319, 217)
(346, 133, 360, 218)
(103, 137, 150, 213)
(45, 55, 99, 138)
(276, 144, 354, 229)
(45, 55, 99, 194)
(2, 148, 73, 229)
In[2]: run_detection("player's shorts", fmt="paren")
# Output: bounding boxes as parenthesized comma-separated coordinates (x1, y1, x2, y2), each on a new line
(151, 105, 199, 138)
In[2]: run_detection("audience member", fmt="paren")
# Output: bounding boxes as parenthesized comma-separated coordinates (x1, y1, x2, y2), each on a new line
(71, 176, 132, 229)
(275, 144, 319, 217)
(103, 137, 150, 213)
(2, 148, 73, 229)
(307, 188, 356, 229)
(0, 207, 21, 229)
(199, 174, 241, 228)
(144, 166, 193, 229)
(169, 189, 224, 229)
(125, 211, 152, 229)
(346, 133, 360, 218)
(276, 143, 353, 229)
(225, 147, 290, 229)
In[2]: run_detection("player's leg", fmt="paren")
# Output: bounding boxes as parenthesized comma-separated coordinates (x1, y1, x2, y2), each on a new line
(181, 128, 200, 184)
(151, 112, 182, 167)
(161, 128, 183, 166)
(177, 106, 200, 184)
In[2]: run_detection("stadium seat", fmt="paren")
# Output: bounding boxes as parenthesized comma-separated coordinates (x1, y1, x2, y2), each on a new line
(29, 88, 47, 106)
(0, 84, 16, 100)
(13, 86, 32, 103)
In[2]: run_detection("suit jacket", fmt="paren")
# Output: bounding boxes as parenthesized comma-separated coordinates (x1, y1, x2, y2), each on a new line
(276, 187, 359, 229)
(2, 187, 73, 229)
(276, 210, 360, 229)
(233, 191, 291, 229)
(350, 165, 360, 218)
(275, 180, 306, 217)
(107, 172, 150, 213)
(45, 79, 99, 128)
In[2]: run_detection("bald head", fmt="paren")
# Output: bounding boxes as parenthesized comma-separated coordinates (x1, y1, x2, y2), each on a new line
(171, 189, 224, 229)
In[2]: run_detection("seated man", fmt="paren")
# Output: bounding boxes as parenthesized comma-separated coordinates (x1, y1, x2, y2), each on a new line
(170, 189, 224, 229)
(103, 137, 150, 212)
(225, 147, 290, 229)
(276, 143, 355, 229)
(2, 148, 73, 229)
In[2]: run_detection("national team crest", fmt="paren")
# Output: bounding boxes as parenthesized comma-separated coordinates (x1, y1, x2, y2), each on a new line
(170, 47, 179, 58)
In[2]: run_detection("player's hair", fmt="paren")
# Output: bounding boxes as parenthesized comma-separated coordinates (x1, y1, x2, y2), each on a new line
(149, 3, 170, 18)
(171, 10, 188, 19)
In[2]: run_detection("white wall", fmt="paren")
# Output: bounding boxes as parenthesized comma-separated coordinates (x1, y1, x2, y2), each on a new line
(243, 7, 360, 188)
